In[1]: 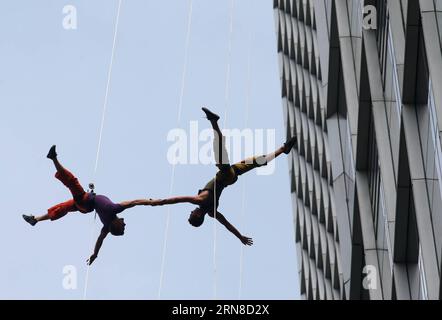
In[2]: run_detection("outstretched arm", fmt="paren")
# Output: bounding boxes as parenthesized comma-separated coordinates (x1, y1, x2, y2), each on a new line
(120, 199, 154, 209)
(150, 195, 202, 206)
(87, 227, 109, 265)
(210, 211, 253, 246)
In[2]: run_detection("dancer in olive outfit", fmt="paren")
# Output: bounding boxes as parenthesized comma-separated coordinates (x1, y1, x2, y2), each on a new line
(150, 107, 297, 245)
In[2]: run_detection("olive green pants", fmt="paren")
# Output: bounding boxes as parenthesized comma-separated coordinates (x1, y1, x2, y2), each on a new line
(213, 130, 267, 186)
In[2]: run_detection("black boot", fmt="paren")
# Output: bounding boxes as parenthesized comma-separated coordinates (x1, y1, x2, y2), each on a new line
(283, 136, 297, 154)
(202, 107, 220, 122)
(47, 145, 57, 160)
(23, 214, 37, 226)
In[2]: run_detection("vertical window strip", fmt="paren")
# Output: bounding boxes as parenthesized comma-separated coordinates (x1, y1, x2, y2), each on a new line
(427, 80, 442, 212)
(418, 244, 429, 300)
(382, 14, 390, 88)
(376, 0, 382, 45)
(374, 156, 380, 235)
(398, 0, 404, 31)
(368, 117, 377, 223)
(432, 0, 442, 53)
(346, 117, 355, 179)
(379, 177, 394, 272)
(388, 21, 402, 123)
(357, 0, 363, 35)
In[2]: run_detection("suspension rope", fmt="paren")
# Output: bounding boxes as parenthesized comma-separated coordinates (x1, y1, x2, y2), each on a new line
(239, 5, 253, 299)
(213, 0, 236, 300)
(83, 0, 123, 300)
(158, 0, 194, 300)
(94, 1, 123, 175)
(222, 0, 235, 128)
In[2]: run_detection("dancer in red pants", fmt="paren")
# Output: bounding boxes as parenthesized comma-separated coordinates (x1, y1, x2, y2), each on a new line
(23, 146, 154, 265)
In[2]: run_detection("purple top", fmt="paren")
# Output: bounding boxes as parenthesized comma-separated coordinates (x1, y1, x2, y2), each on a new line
(93, 195, 125, 228)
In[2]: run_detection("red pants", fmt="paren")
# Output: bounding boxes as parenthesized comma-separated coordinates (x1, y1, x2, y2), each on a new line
(47, 167, 92, 221)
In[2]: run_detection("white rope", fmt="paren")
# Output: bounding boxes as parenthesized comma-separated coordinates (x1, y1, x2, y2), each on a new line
(158, 0, 194, 300)
(94, 0, 123, 174)
(213, 0, 236, 300)
(222, 0, 235, 129)
(213, 172, 218, 300)
(239, 8, 253, 299)
(83, 0, 123, 300)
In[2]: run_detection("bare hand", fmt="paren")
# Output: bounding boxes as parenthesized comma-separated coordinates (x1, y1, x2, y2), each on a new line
(241, 236, 253, 246)
(87, 254, 98, 265)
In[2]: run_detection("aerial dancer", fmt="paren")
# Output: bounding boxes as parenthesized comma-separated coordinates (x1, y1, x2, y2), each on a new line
(150, 107, 297, 245)
(22, 146, 154, 265)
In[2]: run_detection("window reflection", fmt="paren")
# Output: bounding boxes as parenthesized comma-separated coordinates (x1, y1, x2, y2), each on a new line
(418, 245, 429, 300)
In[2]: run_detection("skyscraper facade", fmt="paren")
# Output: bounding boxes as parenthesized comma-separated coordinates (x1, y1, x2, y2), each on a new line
(274, 0, 442, 300)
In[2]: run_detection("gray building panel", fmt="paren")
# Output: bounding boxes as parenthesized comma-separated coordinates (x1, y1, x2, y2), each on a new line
(276, 0, 442, 299)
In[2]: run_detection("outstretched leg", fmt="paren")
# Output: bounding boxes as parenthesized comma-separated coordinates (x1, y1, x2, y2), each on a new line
(202, 107, 230, 170)
(48, 145, 87, 201)
(47, 145, 74, 178)
(261, 135, 297, 163)
(232, 136, 298, 176)
(22, 146, 91, 227)
(23, 199, 79, 226)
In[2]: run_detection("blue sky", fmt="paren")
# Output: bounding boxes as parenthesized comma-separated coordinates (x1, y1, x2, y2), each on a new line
(0, 0, 299, 300)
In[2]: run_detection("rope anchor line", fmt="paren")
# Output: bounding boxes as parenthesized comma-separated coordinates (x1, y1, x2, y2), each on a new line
(83, 0, 123, 300)
(158, 0, 194, 300)
(213, 0, 236, 301)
